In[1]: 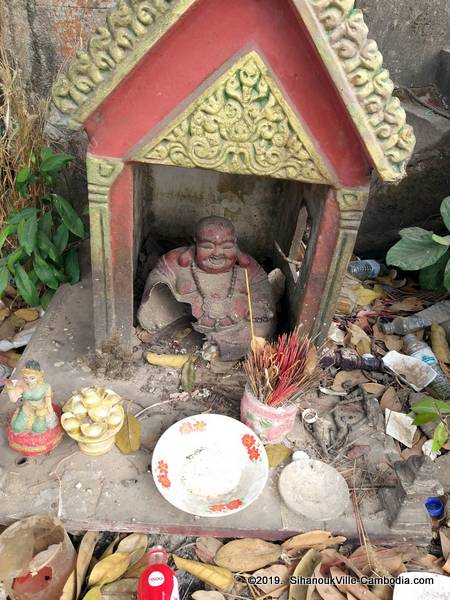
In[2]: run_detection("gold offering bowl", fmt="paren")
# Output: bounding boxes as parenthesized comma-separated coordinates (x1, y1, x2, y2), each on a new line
(61, 387, 124, 456)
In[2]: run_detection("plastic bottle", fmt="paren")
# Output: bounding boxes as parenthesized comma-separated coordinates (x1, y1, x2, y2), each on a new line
(347, 259, 385, 280)
(402, 334, 450, 398)
(137, 546, 179, 600)
(319, 351, 384, 372)
(382, 300, 450, 335)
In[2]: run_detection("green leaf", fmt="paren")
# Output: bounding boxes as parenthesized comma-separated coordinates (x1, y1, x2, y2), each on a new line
(14, 263, 39, 306)
(53, 194, 84, 238)
(38, 211, 53, 237)
(37, 230, 60, 263)
(40, 147, 54, 163)
(419, 249, 450, 291)
(444, 257, 450, 293)
(412, 412, 439, 426)
(33, 252, 60, 289)
(64, 248, 80, 284)
(53, 223, 69, 254)
(40, 288, 55, 310)
(441, 196, 450, 232)
(7, 247, 26, 273)
(0, 266, 9, 298)
(411, 397, 450, 414)
(40, 152, 73, 173)
(432, 234, 450, 246)
(386, 233, 447, 270)
(432, 421, 448, 453)
(16, 166, 31, 184)
(17, 214, 38, 255)
(0, 224, 17, 253)
(7, 207, 37, 226)
(398, 227, 433, 241)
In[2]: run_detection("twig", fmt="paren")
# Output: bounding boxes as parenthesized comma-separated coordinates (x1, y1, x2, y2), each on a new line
(134, 396, 190, 419)
(244, 268, 255, 344)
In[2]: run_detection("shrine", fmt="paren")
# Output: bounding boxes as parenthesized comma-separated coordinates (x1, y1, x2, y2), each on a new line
(50, 0, 415, 349)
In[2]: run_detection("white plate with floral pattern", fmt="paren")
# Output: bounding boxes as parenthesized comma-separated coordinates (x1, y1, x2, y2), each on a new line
(152, 414, 269, 517)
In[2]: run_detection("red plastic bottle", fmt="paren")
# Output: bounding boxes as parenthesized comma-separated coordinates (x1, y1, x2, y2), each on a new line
(137, 546, 180, 600)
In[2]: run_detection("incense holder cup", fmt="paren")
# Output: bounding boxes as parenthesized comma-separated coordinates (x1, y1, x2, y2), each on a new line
(240, 385, 298, 443)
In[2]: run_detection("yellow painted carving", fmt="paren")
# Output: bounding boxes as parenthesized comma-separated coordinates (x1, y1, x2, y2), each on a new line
(134, 52, 333, 184)
(292, 0, 415, 182)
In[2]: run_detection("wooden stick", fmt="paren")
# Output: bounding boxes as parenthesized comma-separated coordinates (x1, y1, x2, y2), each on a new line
(244, 268, 255, 343)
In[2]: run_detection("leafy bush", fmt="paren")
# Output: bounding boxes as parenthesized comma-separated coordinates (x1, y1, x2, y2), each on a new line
(386, 196, 450, 292)
(0, 147, 85, 309)
(410, 397, 450, 453)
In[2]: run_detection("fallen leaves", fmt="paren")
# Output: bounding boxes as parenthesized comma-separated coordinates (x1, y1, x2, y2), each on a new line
(215, 539, 281, 572)
(289, 549, 322, 600)
(379, 386, 402, 412)
(146, 352, 192, 368)
(332, 371, 368, 393)
(282, 531, 346, 555)
(196, 538, 224, 563)
(173, 555, 234, 590)
(347, 323, 371, 356)
(88, 552, 130, 588)
(115, 414, 141, 454)
(265, 444, 292, 467)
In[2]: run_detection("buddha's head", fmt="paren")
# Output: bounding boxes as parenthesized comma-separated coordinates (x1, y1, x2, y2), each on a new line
(194, 217, 238, 274)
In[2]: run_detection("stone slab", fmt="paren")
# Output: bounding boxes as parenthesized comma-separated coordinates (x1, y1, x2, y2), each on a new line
(0, 279, 430, 544)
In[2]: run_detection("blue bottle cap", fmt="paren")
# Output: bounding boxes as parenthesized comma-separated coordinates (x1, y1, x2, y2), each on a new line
(425, 496, 444, 518)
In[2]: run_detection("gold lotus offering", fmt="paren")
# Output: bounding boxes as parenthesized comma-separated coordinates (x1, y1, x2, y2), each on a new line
(61, 387, 124, 455)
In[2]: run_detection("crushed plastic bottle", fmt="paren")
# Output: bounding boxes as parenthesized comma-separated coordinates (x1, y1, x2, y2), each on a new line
(382, 300, 450, 335)
(137, 546, 179, 600)
(402, 334, 450, 398)
(347, 259, 385, 280)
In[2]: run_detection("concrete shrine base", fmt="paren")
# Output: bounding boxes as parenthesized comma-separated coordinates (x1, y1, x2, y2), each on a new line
(0, 279, 441, 544)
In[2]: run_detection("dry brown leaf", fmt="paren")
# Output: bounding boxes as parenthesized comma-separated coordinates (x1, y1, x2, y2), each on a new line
(59, 571, 76, 600)
(319, 550, 364, 579)
(14, 308, 39, 322)
(116, 533, 148, 555)
(99, 535, 120, 560)
(146, 352, 192, 368)
(0, 350, 20, 368)
(76, 532, 98, 599)
(282, 532, 346, 554)
(305, 345, 318, 376)
(328, 323, 345, 345)
(388, 297, 423, 313)
(253, 565, 289, 597)
(332, 371, 368, 392)
(361, 383, 385, 397)
(215, 539, 281, 572)
(192, 592, 226, 600)
(330, 567, 378, 599)
(409, 553, 445, 574)
(265, 444, 292, 467)
(116, 414, 141, 454)
(347, 323, 371, 356)
(401, 433, 426, 459)
(384, 335, 403, 352)
(431, 322, 450, 363)
(173, 555, 233, 590)
(88, 552, 130, 589)
(380, 387, 402, 412)
(444, 556, 450, 575)
(101, 578, 138, 594)
(0, 307, 10, 322)
(316, 571, 346, 600)
(348, 546, 408, 576)
(440, 528, 450, 560)
(196, 537, 223, 563)
(81, 588, 102, 600)
(289, 549, 322, 600)
(123, 554, 148, 579)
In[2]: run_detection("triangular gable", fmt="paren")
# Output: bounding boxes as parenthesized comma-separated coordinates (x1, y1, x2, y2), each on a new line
(130, 52, 335, 184)
(51, 0, 415, 183)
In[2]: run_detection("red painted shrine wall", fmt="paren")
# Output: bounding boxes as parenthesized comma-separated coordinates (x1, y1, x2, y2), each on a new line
(85, 0, 372, 188)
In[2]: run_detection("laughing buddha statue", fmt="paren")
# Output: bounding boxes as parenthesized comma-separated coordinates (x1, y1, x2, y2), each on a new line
(138, 217, 276, 360)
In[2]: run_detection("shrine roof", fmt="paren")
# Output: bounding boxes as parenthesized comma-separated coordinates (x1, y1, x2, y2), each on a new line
(51, 0, 415, 183)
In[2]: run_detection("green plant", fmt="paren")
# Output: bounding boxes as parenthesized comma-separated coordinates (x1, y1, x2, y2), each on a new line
(410, 397, 450, 453)
(0, 147, 85, 309)
(386, 196, 450, 292)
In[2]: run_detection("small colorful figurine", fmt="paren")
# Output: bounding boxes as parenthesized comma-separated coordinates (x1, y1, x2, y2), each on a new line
(5, 360, 64, 455)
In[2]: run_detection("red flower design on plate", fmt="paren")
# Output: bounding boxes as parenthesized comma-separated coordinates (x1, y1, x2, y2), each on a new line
(242, 434, 256, 448)
(158, 474, 171, 488)
(158, 460, 168, 473)
(179, 422, 193, 434)
(226, 499, 242, 510)
(248, 447, 260, 461)
(209, 504, 227, 512)
(194, 420, 207, 431)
